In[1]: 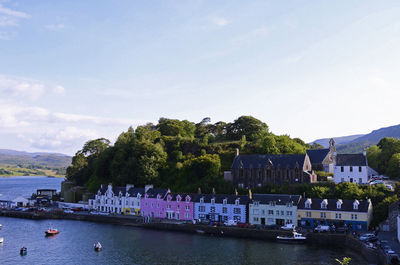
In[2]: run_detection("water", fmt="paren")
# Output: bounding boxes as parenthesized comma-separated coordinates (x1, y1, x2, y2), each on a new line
(0, 177, 366, 265)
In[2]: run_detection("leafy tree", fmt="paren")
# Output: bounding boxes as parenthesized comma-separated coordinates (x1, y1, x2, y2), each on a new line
(366, 145, 381, 170)
(387, 153, 400, 179)
(336, 257, 352, 265)
(226, 116, 269, 141)
(157, 118, 195, 138)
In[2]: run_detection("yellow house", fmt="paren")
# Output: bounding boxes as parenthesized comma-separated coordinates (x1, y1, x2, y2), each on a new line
(297, 198, 373, 231)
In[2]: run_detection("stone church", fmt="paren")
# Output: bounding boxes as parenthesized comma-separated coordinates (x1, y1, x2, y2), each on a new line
(306, 138, 336, 173)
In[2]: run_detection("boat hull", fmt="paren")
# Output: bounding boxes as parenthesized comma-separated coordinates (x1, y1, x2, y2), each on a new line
(276, 237, 306, 243)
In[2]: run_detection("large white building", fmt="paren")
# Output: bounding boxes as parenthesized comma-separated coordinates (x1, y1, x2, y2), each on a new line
(89, 184, 152, 215)
(249, 194, 301, 226)
(334, 153, 370, 184)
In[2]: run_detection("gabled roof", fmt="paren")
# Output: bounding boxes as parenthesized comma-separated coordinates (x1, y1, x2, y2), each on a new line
(193, 194, 250, 205)
(298, 198, 370, 212)
(306, 149, 330, 164)
(127, 187, 145, 197)
(145, 188, 170, 198)
(231, 154, 306, 169)
(251, 194, 301, 206)
(165, 193, 194, 202)
(336, 154, 367, 166)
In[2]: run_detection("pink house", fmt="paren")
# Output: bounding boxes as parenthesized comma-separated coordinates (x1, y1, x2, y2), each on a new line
(141, 188, 170, 219)
(164, 193, 194, 221)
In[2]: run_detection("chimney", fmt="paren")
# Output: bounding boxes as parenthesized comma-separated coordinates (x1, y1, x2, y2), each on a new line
(235, 148, 239, 157)
(363, 151, 367, 157)
(126, 184, 134, 191)
(235, 188, 238, 196)
(197, 187, 201, 194)
(248, 189, 252, 200)
(212, 187, 216, 195)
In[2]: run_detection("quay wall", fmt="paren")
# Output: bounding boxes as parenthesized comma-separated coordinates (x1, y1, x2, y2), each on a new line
(0, 210, 385, 264)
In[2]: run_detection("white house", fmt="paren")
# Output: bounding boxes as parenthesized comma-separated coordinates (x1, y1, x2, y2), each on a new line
(334, 152, 370, 184)
(89, 184, 152, 215)
(249, 194, 301, 226)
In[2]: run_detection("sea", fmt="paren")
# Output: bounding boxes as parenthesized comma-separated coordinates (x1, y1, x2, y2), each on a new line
(0, 176, 367, 265)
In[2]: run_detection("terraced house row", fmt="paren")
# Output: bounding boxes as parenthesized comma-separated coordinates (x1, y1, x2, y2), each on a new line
(88, 184, 373, 231)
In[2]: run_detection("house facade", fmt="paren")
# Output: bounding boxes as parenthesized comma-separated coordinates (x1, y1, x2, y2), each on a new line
(306, 138, 336, 173)
(141, 188, 170, 219)
(297, 198, 373, 231)
(231, 153, 317, 188)
(163, 193, 194, 220)
(249, 194, 301, 226)
(194, 194, 249, 223)
(88, 184, 148, 215)
(334, 153, 369, 184)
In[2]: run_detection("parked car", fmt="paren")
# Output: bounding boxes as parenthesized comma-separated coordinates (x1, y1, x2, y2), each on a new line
(89, 211, 99, 215)
(98, 212, 110, 216)
(359, 233, 378, 242)
(224, 220, 237, 226)
(237, 223, 250, 228)
(385, 184, 393, 191)
(314, 225, 330, 232)
(280, 224, 295, 230)
(64, 209, 74, 214)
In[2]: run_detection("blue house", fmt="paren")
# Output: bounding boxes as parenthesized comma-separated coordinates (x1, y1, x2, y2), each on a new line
(193, 194, 249, 223)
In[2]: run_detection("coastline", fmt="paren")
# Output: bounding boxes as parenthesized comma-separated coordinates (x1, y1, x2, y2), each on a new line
(0, 209, 384, 264)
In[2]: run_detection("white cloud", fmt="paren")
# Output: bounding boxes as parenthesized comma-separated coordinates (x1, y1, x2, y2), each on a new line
(0, 4, 30, 18)
(0, 30, 14, 39)
(211, 16, 230, 27)
(0, 74, 66, 100)
(0, 16, 17, 27)
(45, 23, 65, 31)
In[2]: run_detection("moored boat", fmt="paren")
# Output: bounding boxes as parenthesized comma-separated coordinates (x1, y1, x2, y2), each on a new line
(45, 228, 59, 236)
(94, 242, 102, 251)
(0, 237, 3, 243)
(0, 224, 2, 229)
(20, 247, 27, 255)
(276, 231, 307, 243)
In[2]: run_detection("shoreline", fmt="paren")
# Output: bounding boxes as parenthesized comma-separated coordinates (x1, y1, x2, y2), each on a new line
(0, 209, 384, 264)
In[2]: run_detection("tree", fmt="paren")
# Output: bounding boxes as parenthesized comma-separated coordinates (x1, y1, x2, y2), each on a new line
(81, 138, 110, 157)
(387, 153, 400, 179)
(157, 118, 195, 138)
(336, 257, 352, 265)
(226, 116, 269, 141)
(366, 145, 381, 171)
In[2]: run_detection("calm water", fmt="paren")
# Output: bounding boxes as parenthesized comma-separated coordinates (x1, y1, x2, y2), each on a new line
(0, 177, 366, 265)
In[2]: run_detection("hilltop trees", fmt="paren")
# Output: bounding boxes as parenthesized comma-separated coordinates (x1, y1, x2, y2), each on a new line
(66, 115, 313, 193)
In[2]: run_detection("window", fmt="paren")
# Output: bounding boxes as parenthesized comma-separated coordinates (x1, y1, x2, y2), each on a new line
(354, 214, 358, 220)
(253, 209, 259, 215)
(351, 214, 354, 220)
(185, 205, 190, 211)
(320, 212, 326, 218)
(157, 203, 159, 208)
(281, 211, 284, 216)
(286, 211, 292, 216)
(276, 210, 279, 216)
(359, 178, 362, 184)
(321, 202, 327, 209)
(253, 201, 259, 206)
(167, 204, 171, 209)
(286, 219, 293, 224)
(211, 198, 215, 204)
(223, 199, 227, 205)
(177, 205, 180, 210)
(198, 206, 205, 212)
(234, 208, 241, 214)
(341, 166, 344, 172)
(200, 198, 204, 203)
(268, 210, 274, 215)
(235, 199, 239, 206)
(359, 166, 362, 172)
(233, 216, 241, 222)
(261, 210, 265, 215)
(353, 201, 359, 210)
(306, 212, 311, 217)
(151, 203, 154, 208)
(350, 166, 353, 172)
(222, 207, 227, 214)
(185, 213, 190, 219)
(305, 201, 311, 209)
(335, 213, 341, 219)
(253, 217, 259, 222)
(210, 206, 215, 213)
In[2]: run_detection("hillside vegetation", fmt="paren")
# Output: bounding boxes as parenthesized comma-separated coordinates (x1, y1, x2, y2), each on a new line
(66, 116, 322, 193)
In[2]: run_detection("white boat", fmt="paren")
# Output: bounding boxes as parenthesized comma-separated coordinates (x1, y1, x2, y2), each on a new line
(0, 237, 3, 243)
(94, 242, 102, 251)
(277, 231, 307, 242)
(0, 224, 2, 229)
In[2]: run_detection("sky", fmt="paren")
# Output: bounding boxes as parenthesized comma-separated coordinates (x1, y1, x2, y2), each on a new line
(0, 0, 400, 155)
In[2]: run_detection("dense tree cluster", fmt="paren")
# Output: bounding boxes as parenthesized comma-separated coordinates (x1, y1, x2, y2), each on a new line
(367, 137, 400, 178)
(66, 116, 317, 193)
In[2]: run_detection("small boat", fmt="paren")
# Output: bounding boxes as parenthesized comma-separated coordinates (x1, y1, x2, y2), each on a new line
(94, 242, 102, 251)
(0, 224, 2, 229)
(45, 228, 59, 236)
(277, 231, 307, 243)
(196, 230, 205, 234)
(0, 237, 3, 243)
(20, 247, 27, 255)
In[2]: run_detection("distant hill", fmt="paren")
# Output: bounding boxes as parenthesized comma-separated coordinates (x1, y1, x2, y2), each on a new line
(312, 124, 400, 153)
(0, 149, 72, 169)
(312, 135, 364, 148)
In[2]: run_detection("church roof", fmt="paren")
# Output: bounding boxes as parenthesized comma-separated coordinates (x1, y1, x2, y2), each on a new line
(336, 154, 367, 166)
(306, 149, 330, 164)
(231, 154, 306, 169)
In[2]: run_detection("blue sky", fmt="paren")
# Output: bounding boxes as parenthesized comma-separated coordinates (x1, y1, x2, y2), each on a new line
(0, 0, 400, 155)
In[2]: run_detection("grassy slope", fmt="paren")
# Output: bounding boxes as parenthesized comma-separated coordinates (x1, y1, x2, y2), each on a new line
(0, 166, 65, 177)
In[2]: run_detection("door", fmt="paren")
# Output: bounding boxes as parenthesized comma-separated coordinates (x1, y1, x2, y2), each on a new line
(350, 178, 353, 183)
(261, 218, 265, 225)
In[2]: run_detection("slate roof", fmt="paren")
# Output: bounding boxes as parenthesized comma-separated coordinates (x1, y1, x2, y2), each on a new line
(336, 154, 367, 166)
(306, 149, 330, 164)
(97, 185, 145, 197)
(251, 194, 301, 206)
(297, 198, 370, 213)
(127, 187, 145, 197)
(145, 188, 170, 198)
(193, 194, 250, 205)
(231, 154, 306, 169)
(165, 193, 195, 201)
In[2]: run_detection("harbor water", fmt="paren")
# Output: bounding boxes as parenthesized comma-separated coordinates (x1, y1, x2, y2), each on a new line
(0, 176, 367, 265)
